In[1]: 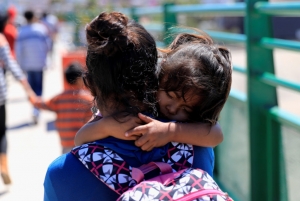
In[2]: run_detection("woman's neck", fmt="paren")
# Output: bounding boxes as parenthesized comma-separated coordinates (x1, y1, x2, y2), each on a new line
(97, 104, 119, 117)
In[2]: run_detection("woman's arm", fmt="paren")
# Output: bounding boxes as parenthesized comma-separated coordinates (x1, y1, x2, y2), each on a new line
(125, 113, 223, 151)
(74, 115, 143, 146)
(0, 34, 36, 102)
(20, 78, 37, 102)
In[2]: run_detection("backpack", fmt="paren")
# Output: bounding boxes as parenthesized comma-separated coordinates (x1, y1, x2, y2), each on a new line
(72, 142, 232, 201)
(117, 162, 233, 201)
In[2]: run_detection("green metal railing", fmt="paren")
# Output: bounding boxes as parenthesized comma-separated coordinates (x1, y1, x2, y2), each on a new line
(125, 1, 300, 201)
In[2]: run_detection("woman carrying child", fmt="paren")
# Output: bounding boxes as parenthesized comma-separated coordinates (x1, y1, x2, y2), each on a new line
(43, 11, 232, 201)
(75, 30, 232, 153)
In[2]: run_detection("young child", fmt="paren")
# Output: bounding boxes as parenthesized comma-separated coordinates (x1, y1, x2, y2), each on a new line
(31, 62, 93, 154)
(74, 30, 232, 152)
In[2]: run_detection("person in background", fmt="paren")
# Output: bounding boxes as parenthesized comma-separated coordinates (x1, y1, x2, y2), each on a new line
(30, 62, 93, 154)
(3, 5, 18, 58)
(15, 10, 50, 124)
(40, 11, 59, 62)
(0, 11, 35, 185)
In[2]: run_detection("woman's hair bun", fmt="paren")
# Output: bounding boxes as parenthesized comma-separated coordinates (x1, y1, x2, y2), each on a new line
(86, 12, 129, 56)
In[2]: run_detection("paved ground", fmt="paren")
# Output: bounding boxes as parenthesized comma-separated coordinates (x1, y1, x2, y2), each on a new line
(0, 29, 299, 201)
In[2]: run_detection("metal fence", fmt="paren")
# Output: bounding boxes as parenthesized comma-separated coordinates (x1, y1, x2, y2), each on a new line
(121, 1, 300, 201)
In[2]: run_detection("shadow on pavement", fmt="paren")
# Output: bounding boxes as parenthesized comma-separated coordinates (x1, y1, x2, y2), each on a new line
(7, 122, 35, 130)
(7, 120, 56, 132)
(0, 189, 9, 196)
(47, 120, 56, 131)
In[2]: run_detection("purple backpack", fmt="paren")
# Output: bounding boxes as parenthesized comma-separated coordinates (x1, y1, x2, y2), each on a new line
(72, 142, 233, 201)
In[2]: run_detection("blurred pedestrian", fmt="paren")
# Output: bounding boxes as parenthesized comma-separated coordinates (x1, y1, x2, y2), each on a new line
(15, 10, 50, 124)
(0, 11, 35, 185)
(31, 62, 93, 154)
(40, 11, 59, 63)
(3, 5, 18, 58)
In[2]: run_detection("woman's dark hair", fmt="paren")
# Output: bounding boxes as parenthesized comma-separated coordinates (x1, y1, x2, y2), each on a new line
(0, 12, 8, 33)
(84, 12, 158, 117)
(158, 31, 232, 124)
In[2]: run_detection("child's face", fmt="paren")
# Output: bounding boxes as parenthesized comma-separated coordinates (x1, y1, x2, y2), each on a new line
(157, 90, 201, 122)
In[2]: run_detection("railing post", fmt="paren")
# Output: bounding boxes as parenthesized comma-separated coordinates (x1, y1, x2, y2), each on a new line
(266, 113, 288, 201)
(163, 3, 177, 46)
(130, 7, 139, 23)
(246, 0, 281, 200)
(72, 13, 81, 47)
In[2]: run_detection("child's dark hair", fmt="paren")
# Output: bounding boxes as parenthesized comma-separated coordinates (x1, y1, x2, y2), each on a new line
(65, 62, 83, 85)
(24, 10, 34, 22)
(158, 30, 232, 125)
(84, 12, 158, 117)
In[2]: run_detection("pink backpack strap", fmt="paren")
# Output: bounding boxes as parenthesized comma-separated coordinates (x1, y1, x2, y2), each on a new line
(132, 162, 173, 183)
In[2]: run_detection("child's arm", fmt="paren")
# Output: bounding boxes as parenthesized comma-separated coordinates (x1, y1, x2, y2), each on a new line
(125, 113, 223, 151)
(74, 115, 144, 146)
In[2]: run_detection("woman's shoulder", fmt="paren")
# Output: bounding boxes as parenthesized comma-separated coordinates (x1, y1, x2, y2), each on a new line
(46, 152, 79, 175)
(0, 34, 8, 46)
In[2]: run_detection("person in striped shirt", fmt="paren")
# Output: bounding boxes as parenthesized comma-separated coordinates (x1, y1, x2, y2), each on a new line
(0, 11, 35, 185)
(31, 62, 93, 154)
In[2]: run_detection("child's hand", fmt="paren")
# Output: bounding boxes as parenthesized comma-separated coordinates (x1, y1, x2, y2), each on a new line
(125, 113, 172, 151)
(28, 94, 36, 105)
(29, 93, 41, 105)
(104, 115, 144, 140)
(28, 91, 38, 105)
(75, 114, 144, 146)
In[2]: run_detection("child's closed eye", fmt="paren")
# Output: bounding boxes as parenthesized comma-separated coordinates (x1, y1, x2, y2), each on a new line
(166, 91, 181, 99)
(166, 91, 174, 99)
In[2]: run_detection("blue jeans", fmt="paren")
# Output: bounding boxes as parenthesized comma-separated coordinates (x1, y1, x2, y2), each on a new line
(27, 71, 43, 96)
(27, 71, 43, 117)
